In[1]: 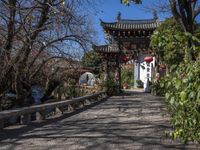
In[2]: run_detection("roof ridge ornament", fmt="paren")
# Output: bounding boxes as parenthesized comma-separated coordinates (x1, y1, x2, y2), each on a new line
(153, 10, 158, 20)
(116, 12, 121, 22)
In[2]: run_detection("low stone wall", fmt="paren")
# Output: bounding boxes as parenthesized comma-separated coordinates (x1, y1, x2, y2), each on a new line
(0, 91, 107, 129)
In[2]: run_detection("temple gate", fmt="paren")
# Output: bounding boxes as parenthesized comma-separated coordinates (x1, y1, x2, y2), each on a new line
(94, 13, 161, 94)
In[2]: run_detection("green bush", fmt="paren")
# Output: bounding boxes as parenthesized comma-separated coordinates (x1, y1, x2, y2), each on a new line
(136, 79, 143, 88)
(121, 68, 134, 87)
(151, 77, 168, 96)
(102, 78, 117, 96)
(153, 62, 200, 143)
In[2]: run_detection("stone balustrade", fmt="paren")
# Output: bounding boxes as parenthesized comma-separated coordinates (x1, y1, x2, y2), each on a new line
(0, 91, 107, 129)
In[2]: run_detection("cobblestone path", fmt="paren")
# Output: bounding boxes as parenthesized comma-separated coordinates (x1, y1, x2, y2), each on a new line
(0, 91, 197, 150)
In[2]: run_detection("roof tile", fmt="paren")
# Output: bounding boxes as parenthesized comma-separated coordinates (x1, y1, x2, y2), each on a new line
(101, 19, 162, 30)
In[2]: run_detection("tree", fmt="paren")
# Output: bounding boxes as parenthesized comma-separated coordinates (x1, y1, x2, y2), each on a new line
(82, 50, 102, 75)
(169, 0, 200, 61)
(150, 18, 186, 68)
(169, 0, 200, 34)
(0, 0, 96, 106)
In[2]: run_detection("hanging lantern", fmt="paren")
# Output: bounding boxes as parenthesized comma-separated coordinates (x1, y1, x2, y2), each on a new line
(144, 56, 153, 63)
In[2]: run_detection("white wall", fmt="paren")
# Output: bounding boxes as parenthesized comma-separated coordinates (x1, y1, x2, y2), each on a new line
(134, 54, 155, 86)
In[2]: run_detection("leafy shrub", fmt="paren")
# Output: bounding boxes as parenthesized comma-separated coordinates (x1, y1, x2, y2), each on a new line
(150, 18, 186, 66)
(136, 80, 143, 88)
(153, 62, 200, 143)
(101, 78, 117, 96)
(151, 77, 169, 96)
(121, 68, 134, 87)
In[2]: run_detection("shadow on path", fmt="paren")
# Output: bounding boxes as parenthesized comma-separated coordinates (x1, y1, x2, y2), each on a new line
(0, 91, 197, 150)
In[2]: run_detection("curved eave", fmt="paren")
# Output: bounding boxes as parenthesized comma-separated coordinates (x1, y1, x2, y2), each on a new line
(93, 45, 149, 54)
(93, 45, 119, 53)
(100, 19, 162, 30)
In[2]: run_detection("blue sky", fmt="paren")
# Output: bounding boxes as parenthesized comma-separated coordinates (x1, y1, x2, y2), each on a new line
(93, 0, 200, 45)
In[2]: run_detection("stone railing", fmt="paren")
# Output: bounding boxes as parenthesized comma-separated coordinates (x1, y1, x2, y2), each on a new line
(0, 91, 107, 129)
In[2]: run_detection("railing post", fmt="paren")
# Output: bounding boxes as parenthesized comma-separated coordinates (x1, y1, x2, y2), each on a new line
(102, 93, 107, 99)
(0, 119, 4, 129)
(89, 98, 93, 103)
(36, 110, 45, 121)
(79, 101, 84, 108)
(0, 104, 3, 129)
(20, 114, 31, 124)
(56, 107, 63, 115)
(84, 99, 91, 105)
(68, 104, 75, 112)
(92, 97, 96, 102)
(97, 95, 101, 101)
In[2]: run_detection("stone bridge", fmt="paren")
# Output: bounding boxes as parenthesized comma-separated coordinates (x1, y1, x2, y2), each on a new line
(0, 90, 196, 150)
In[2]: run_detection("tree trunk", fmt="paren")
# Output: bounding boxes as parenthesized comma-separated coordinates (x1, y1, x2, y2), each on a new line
(14, 72, 25, 106)
(41, 80, 61, 103)
(170, 0, 197, 62)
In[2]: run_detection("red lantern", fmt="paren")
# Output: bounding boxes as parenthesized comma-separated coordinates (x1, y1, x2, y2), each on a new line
(144, 56, 153, 63)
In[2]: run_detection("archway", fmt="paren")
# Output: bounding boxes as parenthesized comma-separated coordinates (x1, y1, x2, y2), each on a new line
(94, 13, 161, 94)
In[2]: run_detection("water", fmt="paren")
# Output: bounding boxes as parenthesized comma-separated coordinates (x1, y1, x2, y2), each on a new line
(31, 85, 45, 104)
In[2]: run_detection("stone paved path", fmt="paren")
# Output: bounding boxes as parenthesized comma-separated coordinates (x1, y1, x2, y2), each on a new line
(0, 91, 197, 150)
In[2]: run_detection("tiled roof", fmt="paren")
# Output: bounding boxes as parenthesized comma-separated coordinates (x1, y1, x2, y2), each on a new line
(101, 19, 162, 30)
(93, 44, 148, 54)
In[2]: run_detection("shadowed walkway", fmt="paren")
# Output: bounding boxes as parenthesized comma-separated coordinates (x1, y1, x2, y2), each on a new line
(0, 90, 197, 150)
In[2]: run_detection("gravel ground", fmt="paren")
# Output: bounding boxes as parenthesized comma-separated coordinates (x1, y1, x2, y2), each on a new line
(0, 90, 197, 150)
